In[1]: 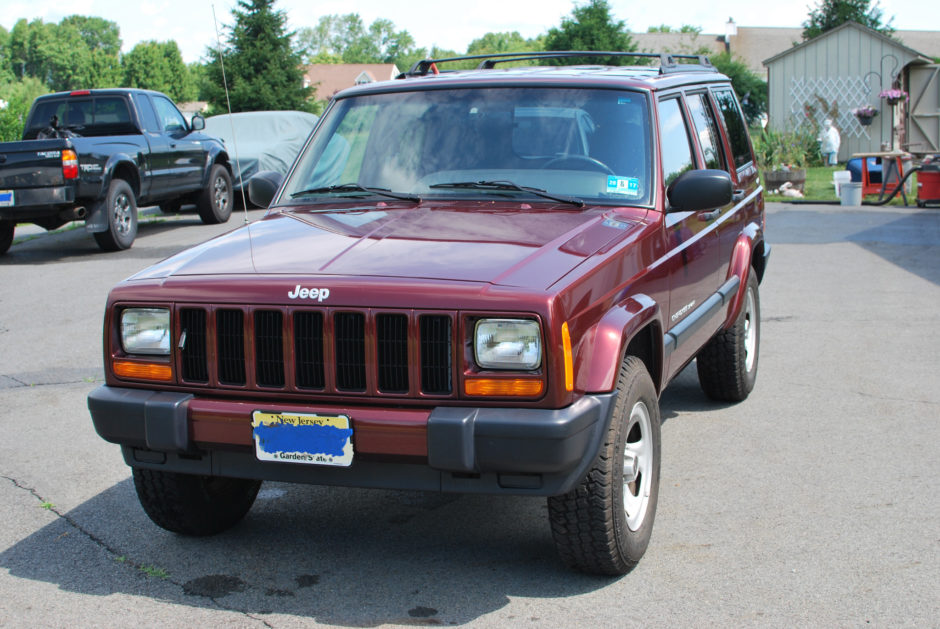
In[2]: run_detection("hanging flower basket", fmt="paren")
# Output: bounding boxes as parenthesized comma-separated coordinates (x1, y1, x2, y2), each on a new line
(879, 88, 908, 107)
(852, 106, 878, 126)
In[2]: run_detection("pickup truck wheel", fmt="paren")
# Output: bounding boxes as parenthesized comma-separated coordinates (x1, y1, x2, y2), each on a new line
(93, 179, 137, 251)
(0, 221, 13, 255)
(696, 269, 760, 402)
(197, 164, 233, 224)
(547, 356, 661, 575)
(132, 468, 261, 536)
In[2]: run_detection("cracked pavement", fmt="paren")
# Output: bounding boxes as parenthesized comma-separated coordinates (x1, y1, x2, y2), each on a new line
(1, 203, 938, 627)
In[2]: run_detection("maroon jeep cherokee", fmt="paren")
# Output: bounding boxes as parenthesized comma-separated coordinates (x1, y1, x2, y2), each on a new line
(88, 52, 768, 575)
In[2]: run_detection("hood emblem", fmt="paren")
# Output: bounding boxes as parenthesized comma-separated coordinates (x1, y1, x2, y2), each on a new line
(288, 285, 330, 301)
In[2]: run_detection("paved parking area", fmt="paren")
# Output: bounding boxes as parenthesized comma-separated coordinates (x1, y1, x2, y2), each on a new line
(0, 202, 937, 627)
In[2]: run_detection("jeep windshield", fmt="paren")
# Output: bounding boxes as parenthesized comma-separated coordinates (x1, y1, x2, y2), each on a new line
(279, 87, 653, 207)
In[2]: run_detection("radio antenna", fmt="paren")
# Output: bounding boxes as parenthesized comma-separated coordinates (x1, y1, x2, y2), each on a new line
(212, 4, 250, 223)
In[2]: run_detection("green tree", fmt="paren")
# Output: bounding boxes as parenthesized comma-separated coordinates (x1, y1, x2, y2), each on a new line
(204, 0, 312, 112)
(124, 41, 195, 102)
(709, 52, 767, 125)
(59, 15, 121, 56)
(7, 17, 121, 90)
(296, 14, 418, 68)
(543, 0, 637, 65)
(802, 0, 894, 40)
(0, 77, 49, 141)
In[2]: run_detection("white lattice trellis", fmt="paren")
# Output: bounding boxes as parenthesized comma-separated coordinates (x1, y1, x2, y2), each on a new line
(789, 76, 874, 139)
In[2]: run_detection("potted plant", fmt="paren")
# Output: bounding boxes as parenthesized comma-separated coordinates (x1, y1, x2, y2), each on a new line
(753, 128, 814, 192)
(879, 88, 908, 106)
(852, 105, 878, 126)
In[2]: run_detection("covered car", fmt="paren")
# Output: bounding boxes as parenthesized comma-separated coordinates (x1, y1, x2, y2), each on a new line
(204, 111, 318, 193)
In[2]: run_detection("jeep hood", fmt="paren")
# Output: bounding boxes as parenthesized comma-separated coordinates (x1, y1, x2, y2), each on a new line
(132, 202, 647, 290)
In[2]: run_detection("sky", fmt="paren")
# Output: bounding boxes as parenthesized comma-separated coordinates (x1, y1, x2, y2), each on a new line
(2, 0, 936, 64)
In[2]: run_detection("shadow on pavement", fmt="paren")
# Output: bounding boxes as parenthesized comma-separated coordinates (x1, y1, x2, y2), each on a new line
(0, 476, 612, 625)
(768, 207, 940, 286)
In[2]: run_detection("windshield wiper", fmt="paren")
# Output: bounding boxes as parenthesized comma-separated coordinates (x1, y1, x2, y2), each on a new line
(290, 183, 420, 203)
(428, 180, 584, 208)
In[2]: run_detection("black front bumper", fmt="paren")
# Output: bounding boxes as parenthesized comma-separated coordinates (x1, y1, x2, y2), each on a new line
(88, 385, 617, 496)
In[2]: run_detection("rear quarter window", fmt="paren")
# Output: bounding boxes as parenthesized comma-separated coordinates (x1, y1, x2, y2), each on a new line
(713, 89, 753, 170)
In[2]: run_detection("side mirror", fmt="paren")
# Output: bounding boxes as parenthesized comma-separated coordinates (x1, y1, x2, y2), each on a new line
(666, 169, 733, 212)
(248, 170, 284, 208)
(190, 114, 205, 131)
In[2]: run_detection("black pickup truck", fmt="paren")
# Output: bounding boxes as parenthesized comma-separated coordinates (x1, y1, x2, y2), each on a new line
(0, 88, 233, 255)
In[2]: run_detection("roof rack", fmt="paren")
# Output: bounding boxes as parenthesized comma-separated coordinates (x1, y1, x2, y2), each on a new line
(401, 51, 716, 78)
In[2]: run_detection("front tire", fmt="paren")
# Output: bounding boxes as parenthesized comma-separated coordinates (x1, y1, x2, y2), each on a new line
(132, 468, 261, 536)
(93, 179, 137, 251)
(696, 269, 761, 402)
(196, 164, 233, 224)
(0, 220, 13, 255)
(548, 356, 662, 575)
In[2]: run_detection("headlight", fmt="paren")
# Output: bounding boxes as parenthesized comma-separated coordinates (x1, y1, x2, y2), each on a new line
(474, 319, 541, 370)
(121, 308, 171, 355)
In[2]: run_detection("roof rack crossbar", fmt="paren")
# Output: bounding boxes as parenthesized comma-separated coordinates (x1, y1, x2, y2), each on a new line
(401, 51, 716, 77)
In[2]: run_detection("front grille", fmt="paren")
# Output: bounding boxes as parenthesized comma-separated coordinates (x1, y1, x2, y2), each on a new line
(177, 306, 455, 398)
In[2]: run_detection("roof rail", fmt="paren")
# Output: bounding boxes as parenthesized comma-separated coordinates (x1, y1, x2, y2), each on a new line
(400, 51, 716, 77)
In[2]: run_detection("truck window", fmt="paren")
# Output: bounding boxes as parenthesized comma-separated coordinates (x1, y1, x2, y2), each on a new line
(151, 96, 188, 134)
(132, 93, 161, 133)
(23, 96, 135, 138)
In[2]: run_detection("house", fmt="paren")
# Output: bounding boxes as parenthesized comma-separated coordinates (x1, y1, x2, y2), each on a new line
(303, 64, 401, 101)
(763, 22, 934, 158)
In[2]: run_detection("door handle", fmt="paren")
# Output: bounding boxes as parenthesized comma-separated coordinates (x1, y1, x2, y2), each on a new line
(699, 209, 720, 221)
(732, 189, 746, 203)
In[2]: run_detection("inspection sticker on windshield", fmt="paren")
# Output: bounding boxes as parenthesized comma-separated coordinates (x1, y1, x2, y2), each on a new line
(607, 176, 640, 196)
(251, 411, 354, 466)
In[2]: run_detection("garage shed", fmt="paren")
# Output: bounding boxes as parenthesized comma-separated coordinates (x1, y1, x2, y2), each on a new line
(764, 22, 934, 160)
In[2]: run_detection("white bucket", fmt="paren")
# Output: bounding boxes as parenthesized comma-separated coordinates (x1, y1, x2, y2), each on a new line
(840, 182, 863, 206)
(833, 170, 851, 197)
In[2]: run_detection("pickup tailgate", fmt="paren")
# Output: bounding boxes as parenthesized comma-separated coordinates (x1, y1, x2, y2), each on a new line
(0, 139, 73, 209)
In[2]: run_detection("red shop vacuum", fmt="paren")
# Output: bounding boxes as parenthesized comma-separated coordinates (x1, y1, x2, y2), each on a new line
(916, 154, 940, 207)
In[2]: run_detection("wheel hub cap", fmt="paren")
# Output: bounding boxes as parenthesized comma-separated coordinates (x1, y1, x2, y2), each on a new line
(623, 400, 653, 532)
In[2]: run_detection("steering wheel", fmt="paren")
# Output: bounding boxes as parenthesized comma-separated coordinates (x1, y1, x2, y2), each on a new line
(543, 154, 615, 175)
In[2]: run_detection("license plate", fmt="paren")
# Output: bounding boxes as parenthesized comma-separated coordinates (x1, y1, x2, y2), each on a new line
(251, 411, 354, 466)
(0, 190, 13, 207)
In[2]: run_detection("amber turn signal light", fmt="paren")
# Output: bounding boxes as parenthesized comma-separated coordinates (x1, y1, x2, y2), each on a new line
(465, 378, 544, 397)
(113, 360, 173, 382)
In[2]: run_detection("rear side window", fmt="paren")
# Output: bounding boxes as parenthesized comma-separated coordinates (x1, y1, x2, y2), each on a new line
(686, 93, 726, 171)
(713, 89, 753, 169)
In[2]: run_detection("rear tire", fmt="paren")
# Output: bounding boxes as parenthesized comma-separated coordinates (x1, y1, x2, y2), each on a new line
(132, 468, 261, 536)
(93, 179, 137, 251)
(196, 164, 233, 224)
(548, 356, 661, 575)
(0, 220, 13, 255)
(696, 269, 761, 401)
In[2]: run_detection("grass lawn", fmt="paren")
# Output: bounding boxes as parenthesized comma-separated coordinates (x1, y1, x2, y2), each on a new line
(763, 165, 919, 206)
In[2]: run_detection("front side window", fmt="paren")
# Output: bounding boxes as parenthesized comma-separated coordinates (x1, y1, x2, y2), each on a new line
(151, 96, 187, 134)
(281, 87, 653, 207)
(657, 97, 694, 188)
